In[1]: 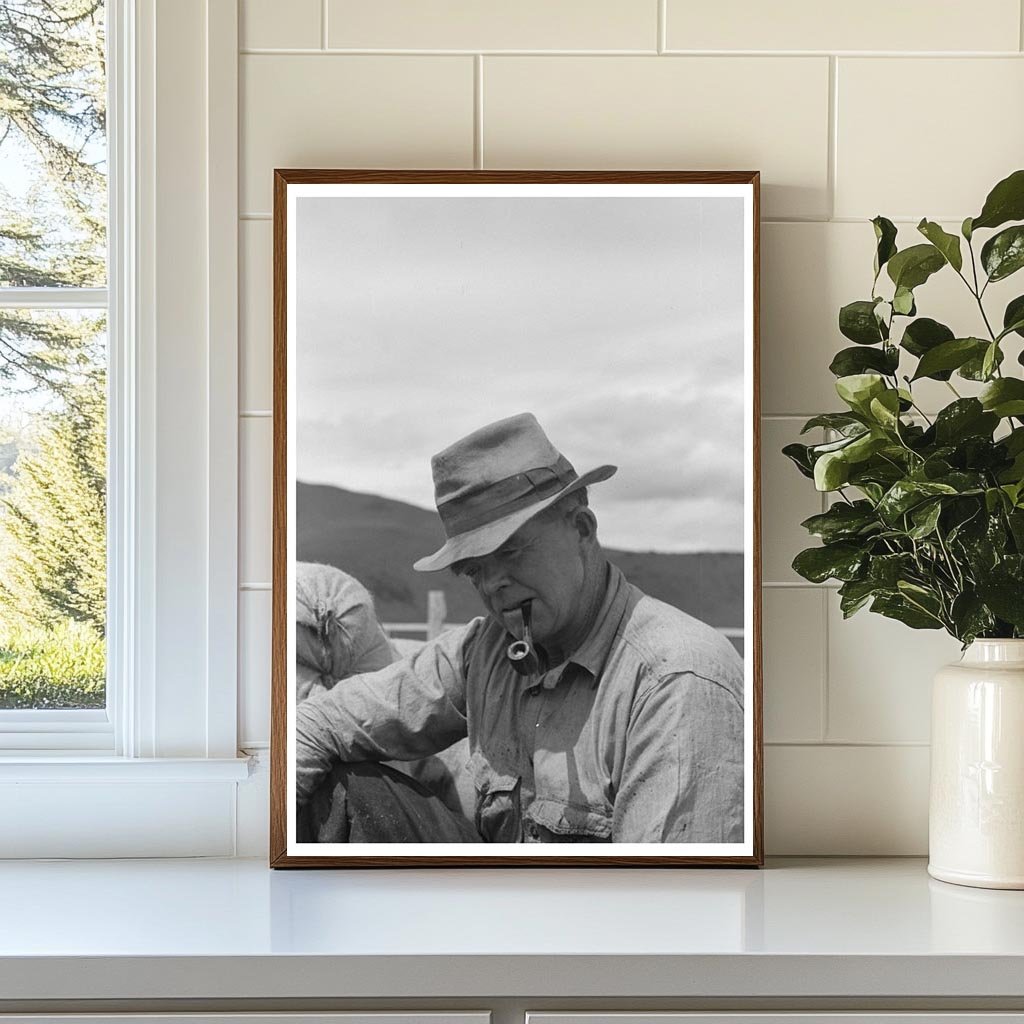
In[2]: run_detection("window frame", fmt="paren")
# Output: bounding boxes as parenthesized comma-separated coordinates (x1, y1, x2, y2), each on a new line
(0, 0, 248, 857)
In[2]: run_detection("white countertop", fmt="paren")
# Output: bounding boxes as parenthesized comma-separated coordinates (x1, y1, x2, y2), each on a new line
(2, 857, 1024, 1001)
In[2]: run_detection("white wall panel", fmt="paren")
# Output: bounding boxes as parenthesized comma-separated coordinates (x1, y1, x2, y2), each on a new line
(836, 58, 1024, 221)
(666, 0, 1021, 52)
(827, 600, 962, 744)
(240, 55, 474, 213)
(239, 589, 272, 747)
(240, 219, 273, 412)
(483, 56, 831, 219)
(240, 417, 273, 586)
(763, 588, 825, 743)
(766, 744, 930, 854)
(328, 0, 657, 51)
(242, 0, 322, 50)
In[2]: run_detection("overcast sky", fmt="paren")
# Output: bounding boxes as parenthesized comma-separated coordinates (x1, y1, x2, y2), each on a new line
(295, 195, 746, 553)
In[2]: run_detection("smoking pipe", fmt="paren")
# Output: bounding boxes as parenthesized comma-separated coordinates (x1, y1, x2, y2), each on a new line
(506, 600, 544, 676)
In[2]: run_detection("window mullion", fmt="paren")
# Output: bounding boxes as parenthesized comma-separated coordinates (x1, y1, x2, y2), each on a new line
(0, 287, 108, 310)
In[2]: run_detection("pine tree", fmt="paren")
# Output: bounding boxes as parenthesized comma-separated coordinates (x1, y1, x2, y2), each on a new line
(0, 371, 105, 632)
(0, 2, 107, 642)
(0, 0, 106, 396)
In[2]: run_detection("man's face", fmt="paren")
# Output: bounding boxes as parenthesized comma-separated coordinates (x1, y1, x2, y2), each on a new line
(452, 508, 588, 647)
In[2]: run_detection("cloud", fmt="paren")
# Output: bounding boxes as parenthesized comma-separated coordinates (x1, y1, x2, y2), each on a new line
(294, 194, 750, 552)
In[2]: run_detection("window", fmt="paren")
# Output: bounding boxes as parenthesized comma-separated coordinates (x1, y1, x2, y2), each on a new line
(0, 0, 111, 748)
(0, 0, 246, 857)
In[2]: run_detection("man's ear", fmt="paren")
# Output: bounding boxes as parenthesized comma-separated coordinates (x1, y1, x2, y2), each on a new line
(572, 506, 598, 543)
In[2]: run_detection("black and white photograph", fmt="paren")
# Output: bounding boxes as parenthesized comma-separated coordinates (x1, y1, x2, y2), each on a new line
(271, 171, 762, 867)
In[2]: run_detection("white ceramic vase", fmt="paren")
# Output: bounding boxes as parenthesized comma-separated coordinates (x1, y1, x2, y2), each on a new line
(929, 639, 1024, 889)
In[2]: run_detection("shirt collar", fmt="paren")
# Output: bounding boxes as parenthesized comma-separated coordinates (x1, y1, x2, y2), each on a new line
(566, 562, 631, 685)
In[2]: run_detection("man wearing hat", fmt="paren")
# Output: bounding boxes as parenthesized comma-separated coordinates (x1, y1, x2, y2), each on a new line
(295, 412, 745, 844)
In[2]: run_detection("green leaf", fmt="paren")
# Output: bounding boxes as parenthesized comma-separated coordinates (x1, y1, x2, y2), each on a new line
(814, 450, 851, 491)
(950, 593, 995, 644)
(829, 345, 899, 378)
(981, 225, 1024, 283)
(933, 398, 999, 445)
(868, 553, 915, 587)
(800, 413, 866, 435)
(782, 442, 815, 479)
(959, 344, 1004, 381)
(887, 244, 946, 291)
(900, 317, 955, 362)
(845, 431, 888, 464)
(868, 389, 901, 430)
(838, 578, 880, 618)
(800, 501, 879, 543)
(911, 337, 988, 381)
(982, 341, 1000, 381)
(892, 286, 916, 316)
(962, 216, 974, 241)
(971, 168, 1024, 232)
(836, 373, 886, 413)
(980, 378, 1024, 418)
(1003, 295, 1024, 339)
(792, 543, 866, 584)
(871, 594, 943, 630)
(976, 574, 1024, 628)
(908, 500, 943, 540)
(877, 479, 958, 524)
(872, 216, 898, 277)
(917, 219, 963, 272)
(839, 300, 887, 345)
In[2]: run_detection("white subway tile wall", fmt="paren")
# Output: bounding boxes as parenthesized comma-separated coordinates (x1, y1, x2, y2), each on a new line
(483, 56, 831, 219)
(664, 0, 1021, 53)
(326, 0, 659, 52)
(236, 0, 1024, 853)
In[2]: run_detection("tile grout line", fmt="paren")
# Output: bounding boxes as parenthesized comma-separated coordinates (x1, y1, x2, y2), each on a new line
(1021, 0, 1024, 52)
(820, 587, 830, 742)
(474, 55, 484, 169)
(657, 0, 666, 54)
(321, 0, 329, 50)
(827, 55, 838, 220)
(237, 47, 1024, 57)
(766, 740, 931, 748)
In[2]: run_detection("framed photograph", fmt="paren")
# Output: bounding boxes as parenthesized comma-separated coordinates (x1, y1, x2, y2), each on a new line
(270, 170, 762, 867)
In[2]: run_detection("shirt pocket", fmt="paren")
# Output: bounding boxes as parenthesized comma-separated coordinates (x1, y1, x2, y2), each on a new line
(468, 749, 522, 843)
(526, 798, 613, 842)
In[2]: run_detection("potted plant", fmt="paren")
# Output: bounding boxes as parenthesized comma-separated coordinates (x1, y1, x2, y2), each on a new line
(784, 169, 1024, 889)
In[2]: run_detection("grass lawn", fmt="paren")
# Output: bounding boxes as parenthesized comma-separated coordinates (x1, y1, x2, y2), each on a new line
(0, 620, 105, 709)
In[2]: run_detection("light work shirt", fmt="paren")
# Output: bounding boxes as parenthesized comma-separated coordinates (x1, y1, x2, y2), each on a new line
(295, 564, 745, 843)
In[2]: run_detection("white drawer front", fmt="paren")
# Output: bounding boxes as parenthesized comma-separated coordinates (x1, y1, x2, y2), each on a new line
(528, 1016, 1024, 1024)
(0, 1015, 489, 1024)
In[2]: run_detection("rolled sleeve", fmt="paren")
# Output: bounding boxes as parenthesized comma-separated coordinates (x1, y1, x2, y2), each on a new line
(295, 621, 478, 803)
(613, 672, 744, 843)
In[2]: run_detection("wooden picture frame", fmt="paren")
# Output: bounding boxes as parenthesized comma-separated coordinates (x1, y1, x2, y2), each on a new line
(271, 170, 762, 867)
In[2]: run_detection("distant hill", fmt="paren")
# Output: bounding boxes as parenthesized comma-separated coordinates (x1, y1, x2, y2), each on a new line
(296, 482, 743, 629)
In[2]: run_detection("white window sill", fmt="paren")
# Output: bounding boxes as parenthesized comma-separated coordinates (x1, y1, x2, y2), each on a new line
(0, 754, 252, 782)
(0, 756, 254, 858)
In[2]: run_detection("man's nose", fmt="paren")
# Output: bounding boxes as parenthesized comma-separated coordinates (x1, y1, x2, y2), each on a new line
(475, 557, 511, 597)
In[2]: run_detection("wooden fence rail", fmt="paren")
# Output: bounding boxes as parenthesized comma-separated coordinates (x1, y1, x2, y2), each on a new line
(384, 590, 745, 644)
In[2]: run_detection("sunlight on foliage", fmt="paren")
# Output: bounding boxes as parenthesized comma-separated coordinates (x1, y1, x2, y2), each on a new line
(0, 1, 107, 707)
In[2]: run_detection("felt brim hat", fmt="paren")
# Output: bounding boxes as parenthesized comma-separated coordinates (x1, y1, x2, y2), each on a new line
(413, 412, 617, 573)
